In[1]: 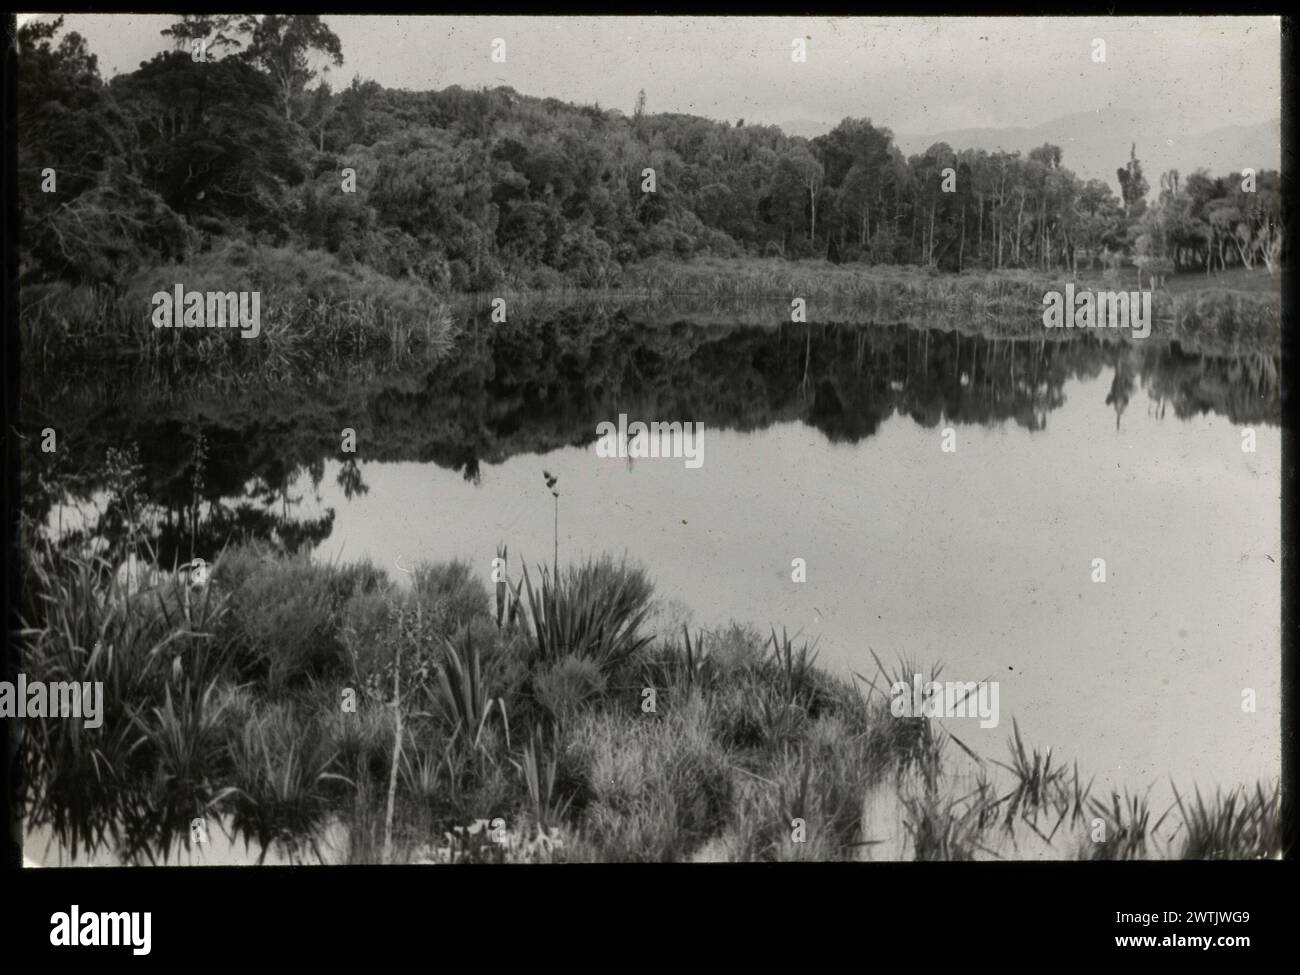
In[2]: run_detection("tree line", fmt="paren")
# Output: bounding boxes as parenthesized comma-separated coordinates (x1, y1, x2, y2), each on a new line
(19, 15, 1286, 293)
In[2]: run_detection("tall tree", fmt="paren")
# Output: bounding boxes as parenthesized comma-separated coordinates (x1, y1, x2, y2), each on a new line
(243, 15, 344, 121)
(1116, 143, 1149, 219)
(160, 15, 256, 58)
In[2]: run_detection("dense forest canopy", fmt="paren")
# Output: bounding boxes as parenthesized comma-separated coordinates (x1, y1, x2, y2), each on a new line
(18, 15, 1286, 293)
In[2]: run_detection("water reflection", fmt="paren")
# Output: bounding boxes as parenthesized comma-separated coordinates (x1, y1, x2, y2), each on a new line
(21, 315, 1281, 562)
(19, 312, 1282, 861)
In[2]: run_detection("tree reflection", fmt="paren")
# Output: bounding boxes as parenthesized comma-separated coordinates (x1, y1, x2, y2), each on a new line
(21, 309, 1280, 554)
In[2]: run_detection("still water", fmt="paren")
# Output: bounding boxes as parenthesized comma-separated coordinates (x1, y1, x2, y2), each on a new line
(23, 313, 1282, 850)
(308, 374, 1279, 798)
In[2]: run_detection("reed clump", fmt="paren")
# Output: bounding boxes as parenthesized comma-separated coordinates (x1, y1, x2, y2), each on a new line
(21, 240, 458, 373)
(20, 538, 1284, 864)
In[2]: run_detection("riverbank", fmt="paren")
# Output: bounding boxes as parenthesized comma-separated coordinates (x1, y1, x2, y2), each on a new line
(616, 257, 1281, 348)
(20, 240, 458, 372)
(19, 536, 1281, 864)
(22, 253, 1282, 373)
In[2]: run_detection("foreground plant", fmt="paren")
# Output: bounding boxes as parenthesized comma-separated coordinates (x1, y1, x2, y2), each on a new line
(227, 710, 348, 865)
(1084, 788, 1171, 861)
(515, 727, 572, 832)
(520, 561, 654, 674)
(435, 630, 502, 747)
(19, 535, 1283, 864)
(994, 718, 1071, 832)
(1172, 782, 1281, 859)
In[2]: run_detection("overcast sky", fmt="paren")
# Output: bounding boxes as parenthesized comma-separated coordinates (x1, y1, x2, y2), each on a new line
(21, 14, 1281, 135)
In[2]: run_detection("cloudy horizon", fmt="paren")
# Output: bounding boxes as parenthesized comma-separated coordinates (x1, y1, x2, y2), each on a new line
(20, 14, 1281, 137)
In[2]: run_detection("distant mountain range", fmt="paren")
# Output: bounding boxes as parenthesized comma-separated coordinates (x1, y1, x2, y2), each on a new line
(778, 111, 1281, 193)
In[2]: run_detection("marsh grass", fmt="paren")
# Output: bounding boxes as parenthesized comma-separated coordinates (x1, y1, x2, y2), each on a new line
(567, 693, 733, 862)
(21, 537, 1283, 864)
(1171, 782, 1280, 859)
(23, 254, 1278, 389)
(227, 707, 349, 865)
(327, 696, 396, 786)
(994, 719, 1071, 832)
(767, 626, 820, 705)
(855, 652, 953, 787)
(516, 727, 572, 831)
(21, 242, 459, 374)
(1084, 788, 1171, 861)
(734, 730, 877, 861)
(898, 781, 995, 861)
(619, 257, 1280, 347)
(1044, 761, 1096, 845)
(122, 679, 237, 863)
(668, 625, 715, 695)
(21, 538, 235, 861)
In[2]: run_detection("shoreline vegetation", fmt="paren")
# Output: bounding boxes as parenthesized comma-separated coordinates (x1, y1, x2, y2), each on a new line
(19, 17, 1283, 373)
(21, 533, 1281, 864)
(21, 254, 1282, 371)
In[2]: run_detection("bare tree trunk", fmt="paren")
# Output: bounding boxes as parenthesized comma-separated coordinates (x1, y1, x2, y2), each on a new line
(1261, 226, 1280, 274)
(957, 207, 965, 272)
(996, 204, 1004, 268)
(1015, 194, 1025, 264)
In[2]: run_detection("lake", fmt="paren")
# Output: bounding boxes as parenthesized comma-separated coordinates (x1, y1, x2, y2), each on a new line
(22, 309, 1282, 862)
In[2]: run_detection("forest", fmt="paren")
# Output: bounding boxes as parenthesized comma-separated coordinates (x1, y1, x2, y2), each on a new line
(19, 15, 1286, 297)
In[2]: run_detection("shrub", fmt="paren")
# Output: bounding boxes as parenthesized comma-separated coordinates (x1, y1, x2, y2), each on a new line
(217, 545, 383, 691)
(339, 588, 400, 688)
(533, 654, 608, 723)
(566, 693, 733, 861)
(411, 559, 490, 631)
